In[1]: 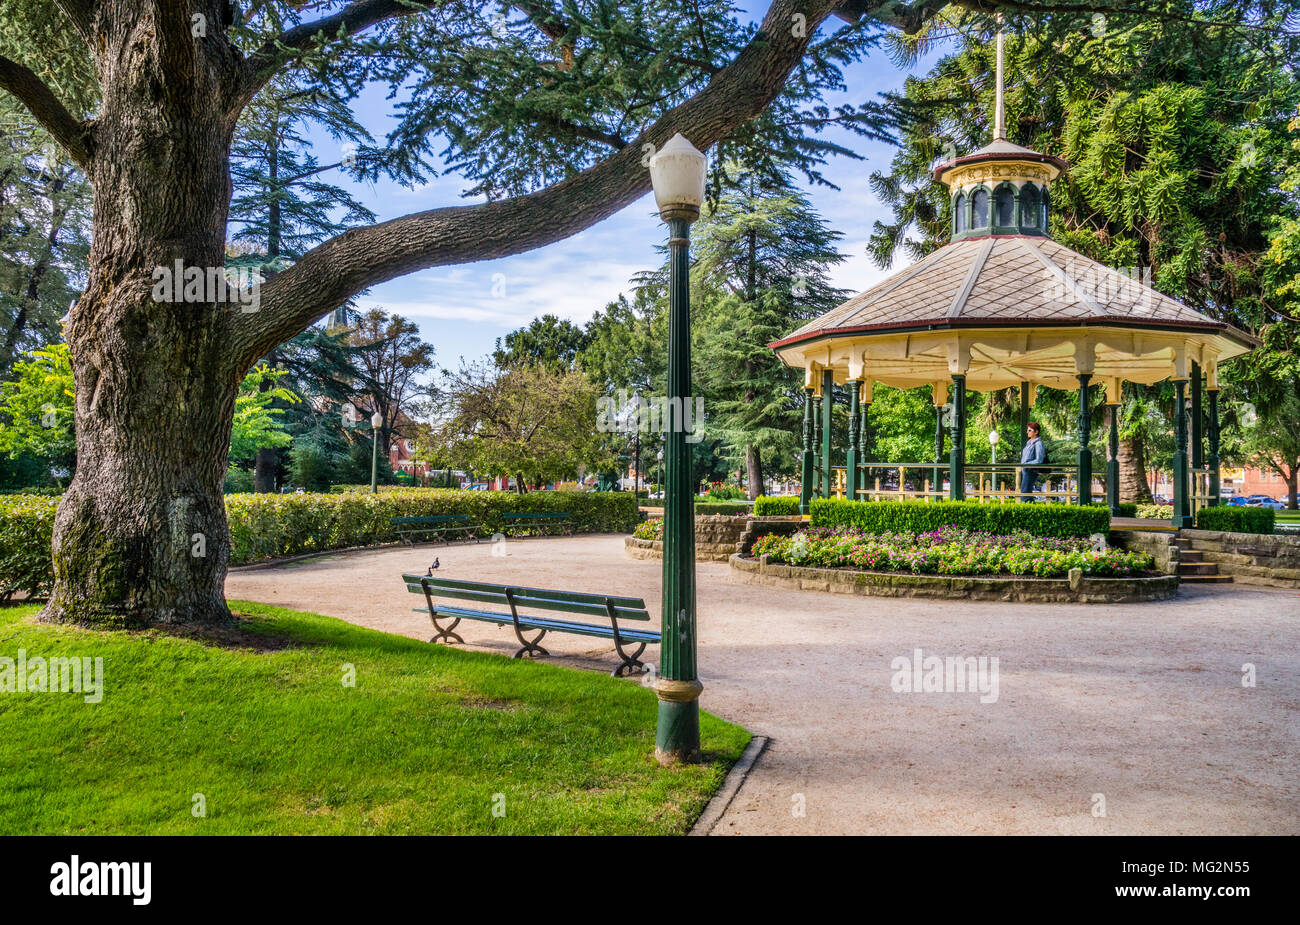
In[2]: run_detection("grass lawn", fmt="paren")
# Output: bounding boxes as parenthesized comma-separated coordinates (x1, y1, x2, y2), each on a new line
(0, 601, 748, 835)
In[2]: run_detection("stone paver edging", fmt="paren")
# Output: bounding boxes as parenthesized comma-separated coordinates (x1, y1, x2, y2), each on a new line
(729, 553, 1177, 603)
(689, 735, 769, 836)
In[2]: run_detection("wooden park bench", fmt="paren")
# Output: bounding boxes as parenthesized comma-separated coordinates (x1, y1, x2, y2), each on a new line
(501, 511, 574, 537)
(390, 514, 484, 545)
(402, 574, 659, 677)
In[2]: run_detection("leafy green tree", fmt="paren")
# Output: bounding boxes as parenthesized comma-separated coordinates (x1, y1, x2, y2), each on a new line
(430, 361, 609, 491)
(494, 314, 593, 371)
(0, 102, 90, 377)
(0, 342, 74, 483)
(228, 365, 298, 461)
(347, 308, 436, 458)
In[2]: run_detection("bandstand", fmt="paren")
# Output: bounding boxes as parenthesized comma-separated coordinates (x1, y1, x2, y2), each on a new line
(770, 51, 1257, 528)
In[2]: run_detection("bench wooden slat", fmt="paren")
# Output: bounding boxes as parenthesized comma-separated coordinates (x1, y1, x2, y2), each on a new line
(402, 574, 649, 620)
(405, 574, 643, 607)
(406, 584, 649, 622)
(432, 606, 660, 642)
(401, 573, 657, 675)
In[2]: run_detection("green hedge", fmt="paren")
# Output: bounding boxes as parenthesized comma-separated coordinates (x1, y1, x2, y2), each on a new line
(1195, 505, 1275, 534)
(1115, 503, 1138, 518)
(0, 495, 57, 600)
(809, 498, 1111, 538)
(0, 489, 638, 599)
(753, 496, 801, 517)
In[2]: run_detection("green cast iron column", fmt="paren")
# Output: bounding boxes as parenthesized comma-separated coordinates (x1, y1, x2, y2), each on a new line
(1076, 373, 1093, 505)
(821, 369, 834, 498)
(1106, 403, 1121, 516)
(1019, 381, 1031, 453)
(1208, 388, 1221, 506)
(949, 374, 966, 500)
(655, 215, 700, 764)
(811, 392, 821, 498)
(861, 399, 872, 495)
(1190, 361, 1203, 470)
(933, 401, 945, 499)
(846, 381, 860, 501)
(1172, 378, 1192, 528)
(799, 388, 814, 515)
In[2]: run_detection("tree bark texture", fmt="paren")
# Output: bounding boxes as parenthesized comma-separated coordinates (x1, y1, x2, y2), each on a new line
(1118, 435, 1153, 504)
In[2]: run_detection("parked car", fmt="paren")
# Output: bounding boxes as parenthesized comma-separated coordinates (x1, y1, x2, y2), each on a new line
(1244, 494, 1278, 507)
(1226, 495, 1248, 506)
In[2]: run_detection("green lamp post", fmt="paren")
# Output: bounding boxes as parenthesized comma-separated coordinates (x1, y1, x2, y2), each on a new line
(370, 410, 383, 493)
(648, 133, 707, 765)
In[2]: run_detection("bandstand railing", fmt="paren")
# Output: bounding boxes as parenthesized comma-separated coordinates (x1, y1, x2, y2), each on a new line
(828, 462, 1084, 503)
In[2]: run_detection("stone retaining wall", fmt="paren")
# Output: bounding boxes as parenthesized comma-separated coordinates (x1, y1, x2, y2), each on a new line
(626, 515, 804, 562)
(1110, 530, 1179, 574)
(729, 553, 1179, 603)
(1179, 529, 1300, 588)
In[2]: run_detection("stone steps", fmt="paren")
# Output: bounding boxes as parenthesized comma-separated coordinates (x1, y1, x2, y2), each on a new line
(1174, 536, 1231, 582)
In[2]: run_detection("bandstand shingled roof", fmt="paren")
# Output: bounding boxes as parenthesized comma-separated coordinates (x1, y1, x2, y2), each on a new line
(775, 235, 1242, 342)
(770, 228, 1258, 395)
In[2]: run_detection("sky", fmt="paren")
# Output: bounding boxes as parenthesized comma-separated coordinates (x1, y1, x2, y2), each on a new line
(312, 5, 948, 369)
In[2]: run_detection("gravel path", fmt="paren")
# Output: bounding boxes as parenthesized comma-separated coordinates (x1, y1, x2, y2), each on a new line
(225, 534, 1300, 835)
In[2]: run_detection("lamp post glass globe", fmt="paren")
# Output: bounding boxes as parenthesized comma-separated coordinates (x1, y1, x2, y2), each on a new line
(648, 133, 706, 220)
(370, 411, 383, 493)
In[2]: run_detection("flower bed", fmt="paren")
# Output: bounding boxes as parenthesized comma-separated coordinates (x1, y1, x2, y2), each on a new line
(632, 518, 663, 541)
(750, 525, 1155, 578)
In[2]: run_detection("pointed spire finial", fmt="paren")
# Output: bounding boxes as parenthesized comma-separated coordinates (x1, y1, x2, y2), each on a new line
(994, 13, 1006, 142)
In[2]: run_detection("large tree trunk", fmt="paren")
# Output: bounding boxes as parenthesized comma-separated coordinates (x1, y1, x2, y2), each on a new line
(746, 444, 763, 501)
(1118, 435, 1153, 504)
(42, 6, 240, 628)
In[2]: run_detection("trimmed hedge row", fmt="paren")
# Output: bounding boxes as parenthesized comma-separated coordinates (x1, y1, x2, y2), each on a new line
(809, 498, 1111, 538)
(0, 495, 57, 600)
(1195, 505, 1275, 534)
(753, 496, 800, 516)
(0, 489, 638, 598)
(1115, 503, 1138, 518)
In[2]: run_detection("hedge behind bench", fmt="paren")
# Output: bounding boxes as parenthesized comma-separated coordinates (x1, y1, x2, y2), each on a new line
(809, 498, 1111, 538)
(0, 489, 638, 598)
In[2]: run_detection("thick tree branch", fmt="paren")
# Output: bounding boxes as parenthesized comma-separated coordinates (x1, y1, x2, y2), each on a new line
(0, 54, 93, 167)
(235, 0, 848, 370)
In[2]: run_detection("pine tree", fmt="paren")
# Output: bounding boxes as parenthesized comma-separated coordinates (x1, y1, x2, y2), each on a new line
(692, 164, 849, 498)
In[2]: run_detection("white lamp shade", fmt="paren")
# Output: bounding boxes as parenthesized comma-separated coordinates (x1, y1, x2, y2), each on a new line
(371, 411, 383, 429)
(989, 430, 1000, 444)
(648, 133, 707, 214)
